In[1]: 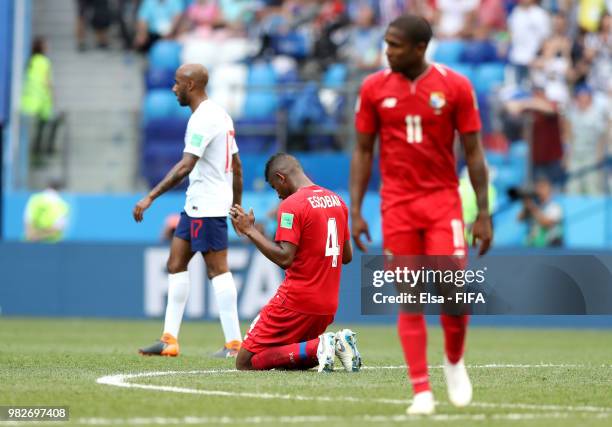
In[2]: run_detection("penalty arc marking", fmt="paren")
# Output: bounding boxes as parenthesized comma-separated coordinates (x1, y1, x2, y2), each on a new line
(95, 364, 612, 417)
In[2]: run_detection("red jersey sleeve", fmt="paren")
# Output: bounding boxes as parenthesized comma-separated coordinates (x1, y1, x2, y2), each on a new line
(274, 199, 302, 246)
(453, 75, 481, 134)
(355, 76, 379, 134)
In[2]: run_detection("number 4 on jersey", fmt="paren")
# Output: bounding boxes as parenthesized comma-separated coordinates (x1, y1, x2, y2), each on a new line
(325, 218, 340, 267)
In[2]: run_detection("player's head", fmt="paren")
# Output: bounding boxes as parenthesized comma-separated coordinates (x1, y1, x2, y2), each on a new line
(264, 153, 305, 200)
(172, 63, 209, 106)
(385, 14, 432, 72)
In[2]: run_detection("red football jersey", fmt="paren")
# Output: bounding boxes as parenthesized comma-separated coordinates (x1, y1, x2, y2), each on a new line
(355, 64, 481, 213)
(272, 185, 349, 315)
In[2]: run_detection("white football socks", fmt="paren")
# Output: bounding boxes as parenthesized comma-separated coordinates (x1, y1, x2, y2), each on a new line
(211, 272, 242, 343)
(163, 271, 190, 338)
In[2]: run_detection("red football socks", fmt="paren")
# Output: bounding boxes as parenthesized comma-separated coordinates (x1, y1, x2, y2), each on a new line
(251, 338, 319, 370)
(398, 313, 430, 394)
(440, 314, 469, 364)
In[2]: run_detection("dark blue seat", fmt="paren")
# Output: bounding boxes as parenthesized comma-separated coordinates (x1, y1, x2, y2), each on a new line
(145, 67, 175, 90)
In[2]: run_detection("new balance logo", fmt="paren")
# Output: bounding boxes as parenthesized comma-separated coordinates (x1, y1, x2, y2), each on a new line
(382, 97, 397, 108)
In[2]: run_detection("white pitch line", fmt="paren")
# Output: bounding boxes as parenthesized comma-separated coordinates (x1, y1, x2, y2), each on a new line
(0, 412, 582, 425)
(96, 365, 612, 414)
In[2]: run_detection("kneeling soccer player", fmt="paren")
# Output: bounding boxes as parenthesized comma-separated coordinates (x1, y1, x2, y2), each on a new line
(230, 153, 361, 372)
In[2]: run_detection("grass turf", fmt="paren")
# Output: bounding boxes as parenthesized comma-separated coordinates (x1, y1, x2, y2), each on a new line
(1, 318, 611, 426)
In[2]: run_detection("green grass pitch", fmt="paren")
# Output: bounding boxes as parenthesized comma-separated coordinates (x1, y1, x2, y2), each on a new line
(1, 318, 611, 426)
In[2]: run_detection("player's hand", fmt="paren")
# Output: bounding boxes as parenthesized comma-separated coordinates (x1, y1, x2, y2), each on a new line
(472, 212, 493, 257)
(133, 196, 153, 223)
(230, 204, 255, 236)
(351, 213, 371, 252)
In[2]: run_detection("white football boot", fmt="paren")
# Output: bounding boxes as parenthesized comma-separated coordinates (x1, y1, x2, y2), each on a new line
(316, 332, 336, 372)
(334, 329, 362, 372)
(443, 356, 473, 407)
(406, 390, 436, 415)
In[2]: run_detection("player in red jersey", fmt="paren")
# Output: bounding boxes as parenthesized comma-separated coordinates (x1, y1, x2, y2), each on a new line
(230, 153, 361, 372)
(351, 15, 492, 414)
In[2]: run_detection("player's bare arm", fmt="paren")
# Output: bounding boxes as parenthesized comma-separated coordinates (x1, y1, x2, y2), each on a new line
(132, 153, 199, 222)
(230, 153, 244, 235)
(232, 153, 243, 207)
(461, 132, 493, 256)
(349, 131, 376, 251)
(230, 204, 298, 269)
(342, 239, 353, 264)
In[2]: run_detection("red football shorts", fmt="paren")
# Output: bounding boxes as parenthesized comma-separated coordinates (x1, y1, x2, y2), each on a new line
(382, 188, 467, 257)
(242, 302, 334, 354)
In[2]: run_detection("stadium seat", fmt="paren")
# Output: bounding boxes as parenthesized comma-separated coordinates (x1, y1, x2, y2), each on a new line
(174, 103, 192, 121)
(432, 40, 465, 64)
(323, 63, 348, 89)
(142, 90, 177, 123)
(143, 118, 186, 140)
(460, 40, 499, 64)
(149, 40, 182, 71)
(272, 32, 311, 59)
(145, 67, 175, 90)
(473, 63, 506, 96)
(234, 118, 277, 154)
(243, 62, 278, 120)
(447, 63, 474, 82)
(486, 151, 508, 168)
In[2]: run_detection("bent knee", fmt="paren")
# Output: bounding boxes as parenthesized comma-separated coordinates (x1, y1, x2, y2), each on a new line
(235, 349, 253, 370)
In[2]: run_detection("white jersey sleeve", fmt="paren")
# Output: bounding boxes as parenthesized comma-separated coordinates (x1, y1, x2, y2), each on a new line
(183, 114, 220, 158)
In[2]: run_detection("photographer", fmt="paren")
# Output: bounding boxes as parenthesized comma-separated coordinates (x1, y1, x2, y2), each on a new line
(516, 176, 564, 247)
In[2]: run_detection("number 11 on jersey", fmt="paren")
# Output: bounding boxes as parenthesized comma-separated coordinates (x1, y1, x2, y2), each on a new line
(325, 218, 340, 267)
(405, 115, 422, 143)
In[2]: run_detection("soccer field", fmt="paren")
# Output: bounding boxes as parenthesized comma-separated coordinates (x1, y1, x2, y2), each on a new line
(1, 318, 611, 426)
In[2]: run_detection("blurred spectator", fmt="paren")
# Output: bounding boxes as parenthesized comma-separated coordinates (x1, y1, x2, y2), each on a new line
(134, 0, 184, 52)
(75, 0, 112, 51)
(24, 180, 70, 243)
(433, 0, 479, 38)
(20, 37, 63, 166)
(505, 86, 565, 186)
(218, 0, 255, 30)
(578, 0, 608, 32)
(530, 13, 572, 105)
(477, 0, 507, 32)
(508, 0, 551, 85)
(116, 0, 141, 51)
(310, 0, 350, 69)
(177, 0, 224, 37)
(565, 85, 608, 195)
(518, 175, 564, 247)
(343, 4, 384, 75)
(583, 13, 611, 94)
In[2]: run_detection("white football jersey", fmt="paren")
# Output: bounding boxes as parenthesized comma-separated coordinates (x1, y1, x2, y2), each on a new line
(183, 99, 238, 217)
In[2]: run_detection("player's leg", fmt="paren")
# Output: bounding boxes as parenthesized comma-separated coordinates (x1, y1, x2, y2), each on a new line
(139, 213, 195, 356)
(200, 217, 242, 358)
(425, 213, 472, 407)
(386, 230, 434, 414)
(238, 305, 335, 371)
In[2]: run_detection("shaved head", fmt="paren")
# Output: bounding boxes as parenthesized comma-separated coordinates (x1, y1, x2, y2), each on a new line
(176, 63, 209, 89)
(265, 153, 302, 182)
(173, 63, 209, 107)
(265, 153, 311, 200)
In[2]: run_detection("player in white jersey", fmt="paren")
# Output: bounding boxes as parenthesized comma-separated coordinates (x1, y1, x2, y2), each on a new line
(133, 64, 243, 358)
